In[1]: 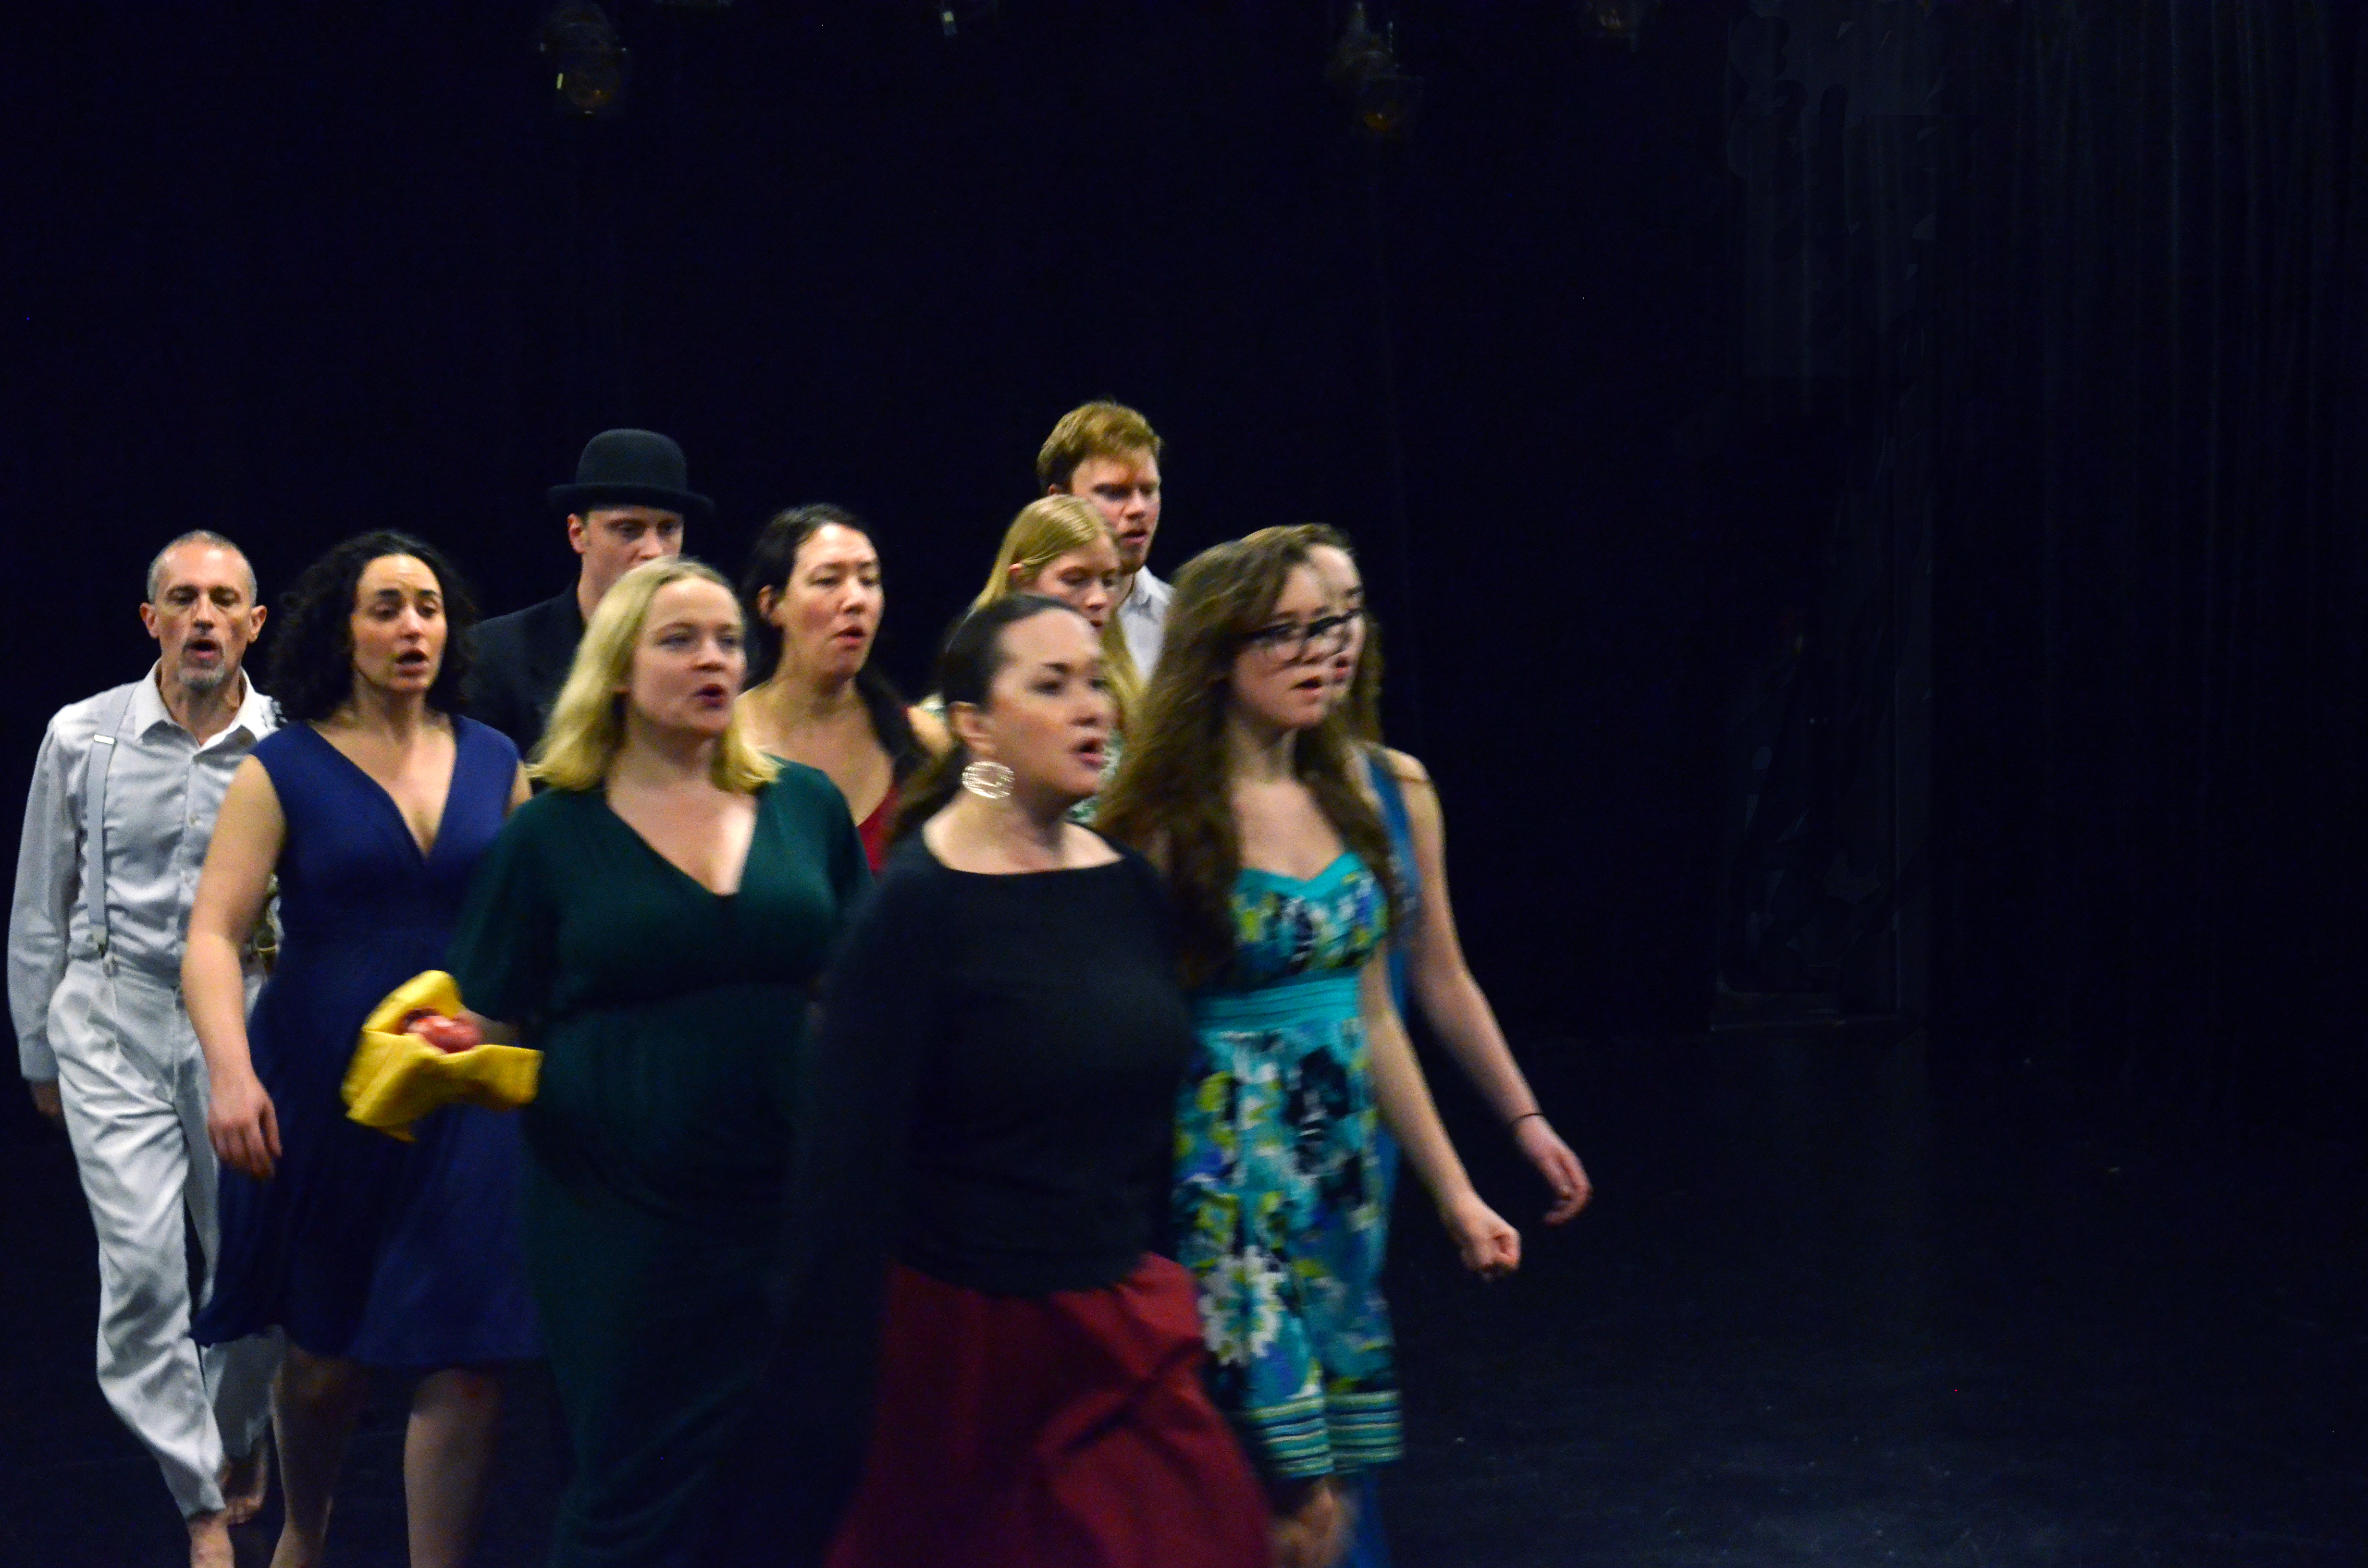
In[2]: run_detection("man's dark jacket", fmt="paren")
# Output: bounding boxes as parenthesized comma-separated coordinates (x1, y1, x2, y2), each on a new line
(468, 588, 584, 762)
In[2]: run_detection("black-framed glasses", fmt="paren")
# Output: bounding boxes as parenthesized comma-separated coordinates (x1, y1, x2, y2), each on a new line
(1241, 611, 1357, 661)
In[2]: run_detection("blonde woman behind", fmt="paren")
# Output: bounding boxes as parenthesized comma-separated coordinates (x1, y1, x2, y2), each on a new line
(945, 496, 1143, 824)
(446, 557, 871, 1568)
(970, 495, 1145, 728)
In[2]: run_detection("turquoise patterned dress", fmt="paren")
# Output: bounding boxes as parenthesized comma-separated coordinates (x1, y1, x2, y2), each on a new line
(1173, 853, 1397, 1480)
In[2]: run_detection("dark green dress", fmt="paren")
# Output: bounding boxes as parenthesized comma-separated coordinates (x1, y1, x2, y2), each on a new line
(447, 766, 869, 1568)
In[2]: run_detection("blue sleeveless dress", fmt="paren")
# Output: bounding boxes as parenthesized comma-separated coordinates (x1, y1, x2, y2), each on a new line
(1366, 749, 1423, 1220)
(1356, 752, 1424, 1568)
(1173, 854, 1397, 1480)
(195, 719, 539, 1367)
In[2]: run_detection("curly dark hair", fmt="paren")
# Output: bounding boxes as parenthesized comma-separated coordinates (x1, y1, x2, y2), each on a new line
(265, 530, 479, 723)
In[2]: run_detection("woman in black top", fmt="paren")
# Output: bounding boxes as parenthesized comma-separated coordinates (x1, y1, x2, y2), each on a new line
(739, 595, 1267, 1568)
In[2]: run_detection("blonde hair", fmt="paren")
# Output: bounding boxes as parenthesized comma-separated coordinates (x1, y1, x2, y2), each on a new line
(973, 495, 1143, 724)
(1035, 400, 1164, 490)
(530, 557, 779, 794)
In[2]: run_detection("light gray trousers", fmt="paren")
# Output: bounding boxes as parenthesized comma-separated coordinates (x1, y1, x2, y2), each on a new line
(49, 957, 280, 1518)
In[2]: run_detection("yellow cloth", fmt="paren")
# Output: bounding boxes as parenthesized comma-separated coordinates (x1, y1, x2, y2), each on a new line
(343, 970, 541, 1142)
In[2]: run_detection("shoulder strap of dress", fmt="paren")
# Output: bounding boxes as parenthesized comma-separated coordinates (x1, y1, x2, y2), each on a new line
(1366, 748, 1413, 848)
(78, 684, 140, 964)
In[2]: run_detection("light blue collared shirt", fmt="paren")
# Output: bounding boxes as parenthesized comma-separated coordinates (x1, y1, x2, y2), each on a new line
(1117, 566, 1172, 675)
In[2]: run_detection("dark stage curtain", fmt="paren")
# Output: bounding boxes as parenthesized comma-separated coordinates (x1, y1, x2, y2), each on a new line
(1936, 2, 2368, 1126)
(1714, 0, 1945, 1028)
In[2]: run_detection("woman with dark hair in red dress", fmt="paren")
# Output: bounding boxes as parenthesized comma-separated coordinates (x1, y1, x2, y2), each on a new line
(735, 504, 946, 871)
(716, 594, 1268, 1568)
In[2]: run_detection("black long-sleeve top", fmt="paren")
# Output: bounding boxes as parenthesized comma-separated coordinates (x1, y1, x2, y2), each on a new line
(805, 833, 1191, 1296)
(727, 833, 1196, 1562)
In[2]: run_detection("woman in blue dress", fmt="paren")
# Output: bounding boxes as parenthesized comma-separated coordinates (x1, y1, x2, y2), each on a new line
(1099, 529, 1521, 1568)
(1289, 525, 1591, 1224)
(185, 531, 538, 1568)
(1283, 527, 1594, 1567)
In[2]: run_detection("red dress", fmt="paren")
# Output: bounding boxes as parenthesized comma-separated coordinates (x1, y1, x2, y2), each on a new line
(825, 1256, 1270, 1568)
(854, 783, 898, 873)
(776, 845, 1271, 1568)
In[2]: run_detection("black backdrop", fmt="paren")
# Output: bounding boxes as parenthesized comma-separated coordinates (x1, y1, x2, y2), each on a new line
(6, 2, 1769, 1047)
(1936, 1, 2368, 1128)
(8, 2, 2367, 1129)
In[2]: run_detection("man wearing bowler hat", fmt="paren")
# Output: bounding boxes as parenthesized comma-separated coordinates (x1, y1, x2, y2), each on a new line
(469, 428, 711, 759)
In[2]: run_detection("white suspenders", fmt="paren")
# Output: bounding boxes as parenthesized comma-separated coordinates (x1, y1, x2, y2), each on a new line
(77, 686, 139, 973)
(72, 681, 278, 977)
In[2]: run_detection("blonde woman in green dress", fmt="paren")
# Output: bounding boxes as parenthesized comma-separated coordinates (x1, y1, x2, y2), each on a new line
(447, 558, 868, 1568)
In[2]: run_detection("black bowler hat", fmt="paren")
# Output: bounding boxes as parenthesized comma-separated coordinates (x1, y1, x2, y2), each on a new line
(546, 429, 713, 522)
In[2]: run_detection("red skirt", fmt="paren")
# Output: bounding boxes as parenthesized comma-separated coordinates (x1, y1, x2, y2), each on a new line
(825, 1254, 1270, 1568)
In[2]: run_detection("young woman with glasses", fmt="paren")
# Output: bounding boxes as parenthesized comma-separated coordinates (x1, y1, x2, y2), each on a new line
(1271, 524, 1593, 1568)
(1099, 531, 1520, 1568)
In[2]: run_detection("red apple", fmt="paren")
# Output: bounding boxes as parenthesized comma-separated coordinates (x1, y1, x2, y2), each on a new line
(401, 1011, 483, 1054)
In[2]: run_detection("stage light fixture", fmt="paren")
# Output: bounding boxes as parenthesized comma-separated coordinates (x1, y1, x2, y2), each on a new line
(1581, 0, 1660, 50)
(935, 0, 999, 38)
(537, 2, 629, 117)
(1328, 3, 1422, 138)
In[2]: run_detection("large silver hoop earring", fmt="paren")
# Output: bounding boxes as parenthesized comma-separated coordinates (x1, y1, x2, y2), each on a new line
(960, 759, 1015, 802)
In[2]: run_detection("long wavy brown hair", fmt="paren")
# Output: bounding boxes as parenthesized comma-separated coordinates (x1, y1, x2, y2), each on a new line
(1098, 531, 1402, 988)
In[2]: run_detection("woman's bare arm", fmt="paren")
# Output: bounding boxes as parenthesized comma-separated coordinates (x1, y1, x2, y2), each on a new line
(183, 757, 285, 1178)
(1361, 956, 1519, 1278)
(1391, 750, 1591, 1223)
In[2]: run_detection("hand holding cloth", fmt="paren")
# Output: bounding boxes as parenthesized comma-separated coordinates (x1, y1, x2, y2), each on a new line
(342, 970, 539, 1141)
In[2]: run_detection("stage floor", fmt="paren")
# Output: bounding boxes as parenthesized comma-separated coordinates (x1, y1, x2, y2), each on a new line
(6, 1034, 2362, 1566)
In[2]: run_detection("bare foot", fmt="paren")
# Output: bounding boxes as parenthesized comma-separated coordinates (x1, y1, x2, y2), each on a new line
(222, 1437, 271, 1525)
(1269, 1476, 1354, 1568)
(187, 1511, 233, 1568)
(1325, 1480, 1359, 1565)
